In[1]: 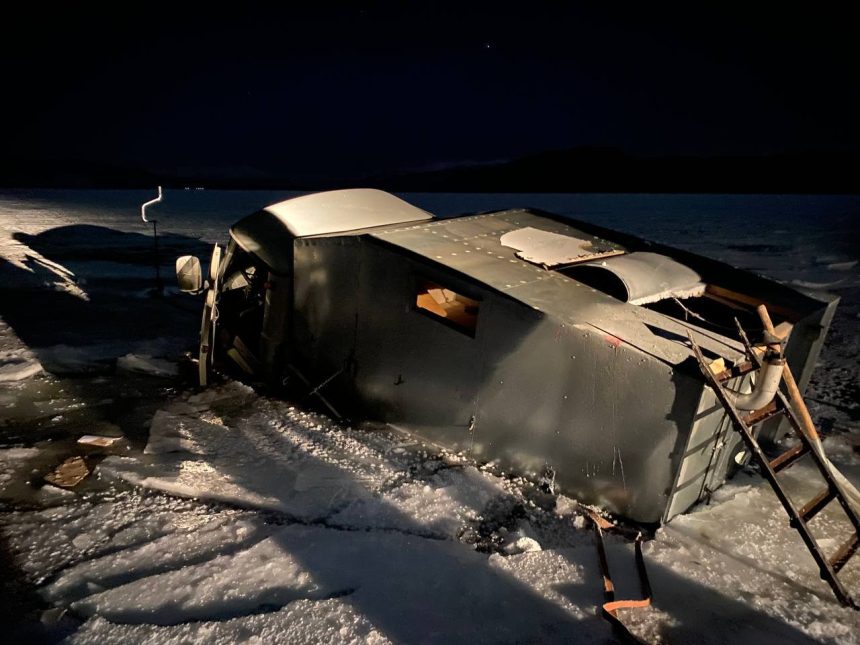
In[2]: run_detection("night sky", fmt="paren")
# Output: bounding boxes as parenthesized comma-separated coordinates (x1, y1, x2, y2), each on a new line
(3, 4, 858, 181)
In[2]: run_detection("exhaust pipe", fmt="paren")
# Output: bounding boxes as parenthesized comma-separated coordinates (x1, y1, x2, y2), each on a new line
(730, 349, 785, 411)
(141, 186, 164, 294)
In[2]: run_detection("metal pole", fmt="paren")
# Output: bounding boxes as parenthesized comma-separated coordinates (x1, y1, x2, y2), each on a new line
(152, 219, 162, 293)
(141, 186, 164, 294)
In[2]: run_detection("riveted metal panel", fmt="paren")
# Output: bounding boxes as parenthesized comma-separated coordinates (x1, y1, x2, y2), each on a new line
(291, 237, 364, 403)
(349, 242, 486, 447)
(371, 211, 744, 366)
(247, 201, 839, 525)
(472, 304, 690, 523)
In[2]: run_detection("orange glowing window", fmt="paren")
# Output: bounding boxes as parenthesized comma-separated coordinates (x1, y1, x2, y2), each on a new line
(415, 281, 479, 335)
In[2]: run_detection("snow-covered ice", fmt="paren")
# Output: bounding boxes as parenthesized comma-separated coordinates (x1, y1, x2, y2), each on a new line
(5, 377, 849, 643)
(116, 354, 179, 378)
(0, 346, 43, 382)
(0, 447, 40, 491)
(1, 190, 859, 643)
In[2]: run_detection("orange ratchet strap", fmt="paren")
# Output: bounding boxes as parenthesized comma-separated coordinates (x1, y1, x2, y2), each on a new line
(584, 507, 653, 643)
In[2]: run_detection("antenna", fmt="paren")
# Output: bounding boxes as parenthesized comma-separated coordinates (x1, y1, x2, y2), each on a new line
(141, 186, 164, 294)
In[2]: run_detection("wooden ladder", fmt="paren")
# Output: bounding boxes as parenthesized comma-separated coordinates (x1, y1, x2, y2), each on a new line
(689, 312, 860, 609)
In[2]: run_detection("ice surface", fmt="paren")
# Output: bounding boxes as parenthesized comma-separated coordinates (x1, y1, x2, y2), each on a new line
(0, 319, 44, 382)
(35, 339, 186, 375)
(67, 600, 391, 645)
(63, 523, 603, 641)
(1, 190, 859, 643)
(0, 447, 39, 491)
(0, 224, 89, 299)
(77, 384, 860, 643)
(44, 515, 269, 605)
(0, 353, 43, 382)
(101, 392, 382, 520)
(116, 353, 179, 377)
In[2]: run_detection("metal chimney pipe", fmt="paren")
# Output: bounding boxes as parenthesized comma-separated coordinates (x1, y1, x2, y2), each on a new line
(141, 186, 164, 293)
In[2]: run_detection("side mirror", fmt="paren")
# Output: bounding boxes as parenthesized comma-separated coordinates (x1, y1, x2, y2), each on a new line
(176, 256, 203, 293)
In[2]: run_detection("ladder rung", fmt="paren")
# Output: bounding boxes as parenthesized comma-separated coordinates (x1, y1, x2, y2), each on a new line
(799, 487, 836, 523)
(769, 443, 809, 473)
(741, 400, 782, 426)
(830, 532, 859, 573)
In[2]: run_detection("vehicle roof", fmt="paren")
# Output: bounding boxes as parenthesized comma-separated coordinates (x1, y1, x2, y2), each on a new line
(261, 188, 433, 237)
(370, 209, 744, 365)
(230, 189, 434, 273)
(230, 189, 743, 364)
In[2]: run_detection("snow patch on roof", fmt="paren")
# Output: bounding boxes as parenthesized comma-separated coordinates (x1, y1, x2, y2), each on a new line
(500, 226, 625, 267)
(263, 189, 433, 238)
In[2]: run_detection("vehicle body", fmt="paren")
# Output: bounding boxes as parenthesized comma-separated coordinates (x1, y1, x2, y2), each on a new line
(176, 189, 837, 524)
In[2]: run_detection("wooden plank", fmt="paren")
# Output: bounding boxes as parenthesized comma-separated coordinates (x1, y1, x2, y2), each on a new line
(706, 285, 800, 321)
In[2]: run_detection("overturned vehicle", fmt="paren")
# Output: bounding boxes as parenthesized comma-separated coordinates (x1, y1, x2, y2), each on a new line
(175, 189, 837, 525)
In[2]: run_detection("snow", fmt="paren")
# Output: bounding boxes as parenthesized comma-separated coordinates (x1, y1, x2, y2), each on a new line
(0, 447, 39, 490)
(39, 384, 860, 643)
(116, 354, 179, 377)
(0, 348, 42, 383)
(1, 190, 859, 643)
(0, 353, 43, 382)
(502, 534, 543, 555)
(0, 319, 44, 382)
(35, 340, 186, 375)
(69, 601, 390, 645)
(103, 387, 511, 536)
(54, 521, 599, 641)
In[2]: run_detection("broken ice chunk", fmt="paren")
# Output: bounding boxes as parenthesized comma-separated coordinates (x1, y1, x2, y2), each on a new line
(77, 435, 124, 449)
(502, 535, 542, 555)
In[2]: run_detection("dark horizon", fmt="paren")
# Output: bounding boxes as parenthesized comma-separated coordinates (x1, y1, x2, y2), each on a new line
(3, 4, 858, 192)
(3, 147, 859, 195)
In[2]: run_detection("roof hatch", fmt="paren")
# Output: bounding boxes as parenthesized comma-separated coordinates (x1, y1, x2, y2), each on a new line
(560, 252, 706, 304)
(499, 226, 625, 267)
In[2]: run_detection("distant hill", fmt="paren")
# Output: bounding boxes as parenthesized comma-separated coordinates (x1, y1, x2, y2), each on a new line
(374, 148, 860, 194)
(2, 148, 858, 193)
(0, 159, 160, 189)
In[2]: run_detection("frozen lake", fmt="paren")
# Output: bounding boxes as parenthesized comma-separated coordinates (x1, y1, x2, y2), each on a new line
(2, 188, 859, 288)
(0, 189, 858, 643)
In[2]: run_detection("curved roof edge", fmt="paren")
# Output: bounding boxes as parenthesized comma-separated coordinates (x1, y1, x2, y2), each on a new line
(262, 188, 434, 238)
